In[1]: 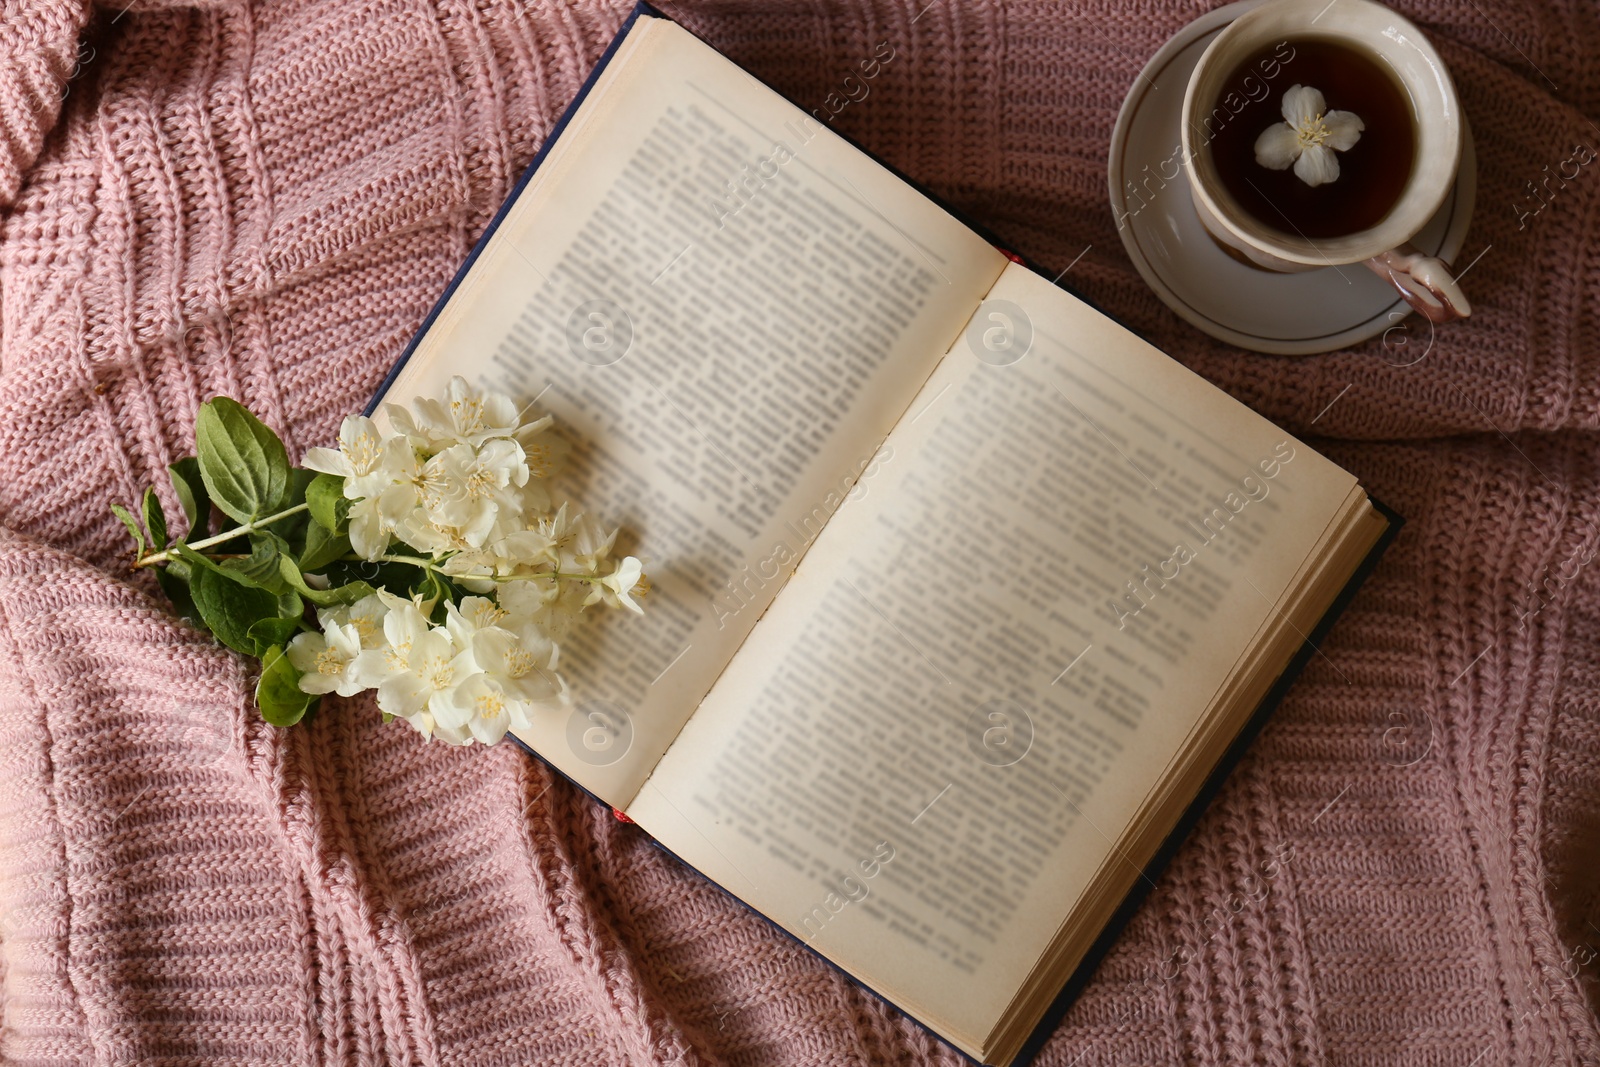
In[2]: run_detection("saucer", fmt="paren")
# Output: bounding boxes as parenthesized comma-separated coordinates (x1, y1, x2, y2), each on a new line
(1107, 0, 1477, 355)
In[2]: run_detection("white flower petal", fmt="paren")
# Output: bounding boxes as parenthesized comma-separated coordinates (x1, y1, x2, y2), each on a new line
(480, 393, 521, 438)
(347, 497, 390, 560)
(346, 595, 390, 650)
(324, 621, 362, 660)
(1293, 144, 1341, 187)
(469, 712, 511, 746)
(302, 447, 352, 478)
(400, 707, 437, 740)
(433, 719, 475, 746)
(593, 556, 646, 614)
(430, 685, 475, 731)
(337, 416, 384, 474)
(444, 376, 474, 406)
(465, 629, 508, 675)
(349, 649, 399, 690)
(376, 674, 430, 719)
(383, 600, 432, 652)
(1321, 109, 1365, 151)
(1280, 84, 1324, 126)
(286, 632, 325, 674)
(1254, 123, 1303, 170)
(298, 671, 345, 696)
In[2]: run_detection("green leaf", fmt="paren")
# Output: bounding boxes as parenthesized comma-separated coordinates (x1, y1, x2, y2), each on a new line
(247, 616, 302, 652)
(321, 557, 420, 597)
(278, 589, 305, 620)
(195, 397, 291, 525)
(287, 467, 317, 506)
(156, 559, 199, 623)
(189, 563, 280, 655)
(219, 531, 289, 594)
(171, 542, 224, 577)
(141, 487, 168, 552)
(300, 521, 351, 573)
(306, 473, 349, 533)
(278, 551, 376, 607)
(267, 468, 317, 544)
(255, 644, 316, 727)
(168, 457, 211, 541)
(110, 502, 146, 558)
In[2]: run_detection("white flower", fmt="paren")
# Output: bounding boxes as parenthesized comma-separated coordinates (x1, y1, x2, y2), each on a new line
(345, 441, 441, 560)
(386, 376, 523, 450)
(432, 440, 529, 547)
(272, 380, 651, 746)
(388, 441, 452, 519)
(318, 594, 389, 650)
(349, 596, 433, 696)
(518, 418, 564, 478)
(382, 627, 474, 729)
(433, 674, 519, 745)
(289, 621, 365, 697)
(1253, 84, 1364, 187)
(303, 415, 388, 494)
(442, 595, 509, 647)
(534, 505, 617, 576)
(336, 437, 424, 560)
(588, 556, 647, 614)
(498, 572, 588, 642)
(564, 516, 618, 575)
(516, 418, 565, 513)
(473, 626, 564, 707)
(434, 627, 566, 745)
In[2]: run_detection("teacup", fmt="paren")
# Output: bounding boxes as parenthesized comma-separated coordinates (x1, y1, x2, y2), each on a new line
(1181, 0, 1471, 323)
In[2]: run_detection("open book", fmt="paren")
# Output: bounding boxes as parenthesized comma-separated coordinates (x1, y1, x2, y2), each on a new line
(371, 7, 1394, 1064)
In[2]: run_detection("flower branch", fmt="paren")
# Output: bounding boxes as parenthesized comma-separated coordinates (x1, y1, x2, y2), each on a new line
(131, 502, 311, 569)
(110, 377, 647, 745)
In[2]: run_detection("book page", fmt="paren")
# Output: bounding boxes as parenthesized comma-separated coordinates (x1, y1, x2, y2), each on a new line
(629, 263, 1358, 1049)
(374, 17, 1006, 806)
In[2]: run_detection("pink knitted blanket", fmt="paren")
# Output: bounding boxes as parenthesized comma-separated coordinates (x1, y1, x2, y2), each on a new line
(1, 1, 1597, 1063)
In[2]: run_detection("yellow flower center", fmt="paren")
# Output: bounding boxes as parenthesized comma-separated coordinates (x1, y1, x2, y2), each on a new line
(350, 613, 379, 645)
(1296, 114, 1331, 148)
(525, 442, 554, 479)
(346, 431, 380, 473)
(384, 639, 411, 672)
(419, 655, 454, 691)
(505, 646, 537, 679)
(451, 397, 485, 435)
(463, 464, 495, 501)
(474, 689, 507, 717)
(470, 602, 507, 629)
(315, 648, 348, 676)
(412, 463, 449, 511)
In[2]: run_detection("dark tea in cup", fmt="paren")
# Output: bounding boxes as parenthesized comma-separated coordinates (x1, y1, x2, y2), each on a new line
(1206, 37, 1416, 239)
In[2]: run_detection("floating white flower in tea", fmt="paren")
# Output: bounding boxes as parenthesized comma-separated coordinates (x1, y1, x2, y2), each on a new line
(1253, 84, 1365, 188)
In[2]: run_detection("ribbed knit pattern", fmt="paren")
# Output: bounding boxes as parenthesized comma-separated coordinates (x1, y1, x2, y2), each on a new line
(0, 1, 1596, 1064)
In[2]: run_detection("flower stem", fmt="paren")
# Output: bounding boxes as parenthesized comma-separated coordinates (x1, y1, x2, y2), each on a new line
(133, 502, 311, 569)
(369, 553, 604, 585)
(373, 554, 437, 569)
(491, 571, 604, 584)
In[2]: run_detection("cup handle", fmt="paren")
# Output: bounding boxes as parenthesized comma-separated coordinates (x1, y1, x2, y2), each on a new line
(1363, 244, 1472, 323)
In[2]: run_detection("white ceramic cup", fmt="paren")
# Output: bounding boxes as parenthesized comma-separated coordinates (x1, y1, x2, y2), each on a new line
(1181, 0, 1471, 322)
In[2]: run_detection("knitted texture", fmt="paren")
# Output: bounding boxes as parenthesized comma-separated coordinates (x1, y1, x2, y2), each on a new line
(0, 1, 1598, 1064)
